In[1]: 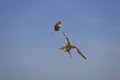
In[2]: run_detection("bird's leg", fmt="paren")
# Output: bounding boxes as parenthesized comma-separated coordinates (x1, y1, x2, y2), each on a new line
(67, 51, 72, 58)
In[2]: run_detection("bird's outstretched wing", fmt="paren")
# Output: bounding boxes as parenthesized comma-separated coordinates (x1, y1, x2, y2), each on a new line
(63, 32, 69, 41)
(71, 45, 87, 60)
(76, 47, 87, 60)
(63, 32, 70, 45)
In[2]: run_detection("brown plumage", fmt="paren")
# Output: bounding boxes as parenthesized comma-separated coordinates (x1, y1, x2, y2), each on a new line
(54, 21, 61, 31)
(59, 33, 87, 60)
(50, 21, 62, 36)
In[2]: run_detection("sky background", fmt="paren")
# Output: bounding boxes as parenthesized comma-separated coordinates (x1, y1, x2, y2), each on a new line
(0, 0, 120, 80)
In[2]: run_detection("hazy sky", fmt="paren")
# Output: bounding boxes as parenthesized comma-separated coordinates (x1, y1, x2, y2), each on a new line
(0, 0, 120, 80)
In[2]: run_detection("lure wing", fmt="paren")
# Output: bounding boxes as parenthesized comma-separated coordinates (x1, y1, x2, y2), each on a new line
(54, 21, 61, 31)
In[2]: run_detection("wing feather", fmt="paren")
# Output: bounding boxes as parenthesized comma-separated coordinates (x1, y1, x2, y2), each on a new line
(63, 32, 70, 45)
(75, 47, 87, 60)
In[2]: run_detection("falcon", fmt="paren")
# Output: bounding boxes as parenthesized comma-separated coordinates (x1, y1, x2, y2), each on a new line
(59, 32, 87, 60)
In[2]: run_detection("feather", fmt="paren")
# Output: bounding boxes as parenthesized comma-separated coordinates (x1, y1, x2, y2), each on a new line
(75, 47, 87, 60)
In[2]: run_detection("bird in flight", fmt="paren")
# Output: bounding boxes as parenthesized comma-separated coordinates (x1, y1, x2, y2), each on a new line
(59, 32, 87, 60)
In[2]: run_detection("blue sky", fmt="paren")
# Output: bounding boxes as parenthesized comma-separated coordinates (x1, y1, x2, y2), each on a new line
(0, 0, 120, 80)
